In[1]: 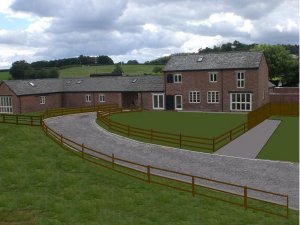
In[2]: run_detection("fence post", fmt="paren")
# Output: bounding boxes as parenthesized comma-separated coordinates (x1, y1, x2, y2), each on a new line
(81, 143, 84, 158)
(150, 129, 153, 142)
(179, 132, 182, 148)
(112, 153, 115, 169)
(60, 134, 63, 146)
(192, 176, 195, 197)
(128, 125, 130, 137)
(3, 115, 5, 123)
(45, 126, 48, 135)
(108, 117, 111, 129)
(147, 165, 151, 183)
(230, 130, 232, 141)
(244, 186, 248, 210)
(212, 137, 215, 152)
(243, 123, 246, 133)
(286, 196, 289, 219)
(16, 115, 18, 125)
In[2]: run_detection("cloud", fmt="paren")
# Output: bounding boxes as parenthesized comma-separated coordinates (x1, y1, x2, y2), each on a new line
(0, 0, 298, 69)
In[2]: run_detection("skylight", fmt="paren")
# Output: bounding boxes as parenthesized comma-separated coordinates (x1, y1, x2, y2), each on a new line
(132, 78, 138, 83)
(76, 80, 82, 84)
(197, 56, 204, 62)
(29, 82, 35, 87)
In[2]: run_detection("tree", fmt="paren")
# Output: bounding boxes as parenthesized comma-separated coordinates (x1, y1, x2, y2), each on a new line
(152, 66, 163, 74)
(127, 60, 139, 65)
(9, 60, 33, 79)
(111, 64, 124, 74)
(251, 44, 297, 81)
(97, 55, 114, 65)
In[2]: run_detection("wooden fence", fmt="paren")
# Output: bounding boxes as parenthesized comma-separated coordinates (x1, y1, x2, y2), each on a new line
(248, 103, 299, 129)
(97, 107, 248, 152)
(0, 114, 41, 126)
(40, 113, 289, 219)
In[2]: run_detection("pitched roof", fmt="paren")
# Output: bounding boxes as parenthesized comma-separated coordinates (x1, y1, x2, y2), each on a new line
(164, 51, 264, 71)
(2, 75, 164, 96)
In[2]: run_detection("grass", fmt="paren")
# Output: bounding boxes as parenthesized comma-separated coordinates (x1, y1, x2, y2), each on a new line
(0, 71, 10, 81)
(59, 64, 163, 78)
(257, 116, 299, 162)
(97, 111, 247, 152)
(0, 123, 298, 224)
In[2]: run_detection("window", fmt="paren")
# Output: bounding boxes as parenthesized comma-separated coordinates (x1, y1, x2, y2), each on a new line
(40, 96, 46, 105)
(189, 91, 200, 103)
(236, 71, 245, 88)
(152, 93, 164, 109)
(99, 94, 105, 102)
(174, 74, 182, 83)
(167, 74, 182, 83)
(209, 73, 217, 82)
(230, 93, 252, 111)
(0, 96, 12, 114)
(207, 91, 219, 103)
(85, 94, 91, 103)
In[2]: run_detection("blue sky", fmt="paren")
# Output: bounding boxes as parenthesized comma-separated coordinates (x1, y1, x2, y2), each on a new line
(0, 0, 299, 69)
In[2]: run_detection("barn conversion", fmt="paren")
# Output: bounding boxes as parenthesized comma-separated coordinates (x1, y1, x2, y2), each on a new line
(1, 51, 289, 114)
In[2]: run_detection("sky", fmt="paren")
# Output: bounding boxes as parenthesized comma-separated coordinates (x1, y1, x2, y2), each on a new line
(0, 0, 299, 69)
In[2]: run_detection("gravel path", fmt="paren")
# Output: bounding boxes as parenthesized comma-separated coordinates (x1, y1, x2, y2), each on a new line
(44, 113, 299, 209)
(215, 120, 281, 158)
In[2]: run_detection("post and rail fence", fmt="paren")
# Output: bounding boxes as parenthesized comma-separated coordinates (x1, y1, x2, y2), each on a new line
(0, 103, 294, 218)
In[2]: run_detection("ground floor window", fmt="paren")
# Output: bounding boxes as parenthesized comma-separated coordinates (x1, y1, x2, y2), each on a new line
(189, 91, 200, 103)
(153, 93, 164, 109)
(230, 93, 252, 111)
(85, 94, 91, 103)
(0, 96, 13, 114)
(207, 91, 219, 103)
(40, 96, 46, 104)
(99, 94, 105, 102)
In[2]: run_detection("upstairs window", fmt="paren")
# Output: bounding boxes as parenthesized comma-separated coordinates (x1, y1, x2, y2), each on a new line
(167, 74, 182, 83)
(237, 71, 245, 88)
(209, 72, 217, 82)
(174, 74, 182, 83)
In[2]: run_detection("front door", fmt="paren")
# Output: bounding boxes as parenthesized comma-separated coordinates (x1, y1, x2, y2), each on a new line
(166, 95, 175, 110)
(175, 95, 182, 110)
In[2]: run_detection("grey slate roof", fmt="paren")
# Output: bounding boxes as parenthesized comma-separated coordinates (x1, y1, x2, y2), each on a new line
(164, 51, 264, 71)
(2, 75, 164, 96)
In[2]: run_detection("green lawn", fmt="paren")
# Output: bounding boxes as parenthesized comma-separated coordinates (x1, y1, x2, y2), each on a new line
(0, 71, 10, 81)
(257, 116, 299, 162)
(59, 64, 163, 78)
(0, 123, 298, 224)
(106, 111, 247, 137)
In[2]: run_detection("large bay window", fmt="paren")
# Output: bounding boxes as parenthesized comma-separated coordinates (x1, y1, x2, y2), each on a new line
(0, 96, 13, 114)
(153, 93, 164, 109)
(230, 93, 252, 111)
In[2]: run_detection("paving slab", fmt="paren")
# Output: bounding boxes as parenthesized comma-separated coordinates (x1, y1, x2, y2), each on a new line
(215, 120, 281, 158)
(44, 113, 299, 209)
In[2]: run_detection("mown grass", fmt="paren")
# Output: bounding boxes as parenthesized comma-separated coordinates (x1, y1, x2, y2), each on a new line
(257, 116, 299, 162)
(59, 64, 163, 78)
(0, 123, 298, 224)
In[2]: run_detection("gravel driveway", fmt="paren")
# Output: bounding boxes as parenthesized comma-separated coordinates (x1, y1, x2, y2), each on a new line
(44, 112, 299, 209)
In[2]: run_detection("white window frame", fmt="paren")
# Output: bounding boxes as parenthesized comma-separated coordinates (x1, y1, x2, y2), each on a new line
(209, 72, 217, 83)
(175, 95, 183, 110)
(174, 74, 182, 83)
(189, 91, 200, 103)
(99, 94, 105, 103)
(230, 93, 252, 111)
(207, 91, 219, 103)
(0, 96, 13, 114)
(40, 96, 46, 105)
(152, 93, 164, 110)
(85, 94, 91, 103)
(236, 71, 245, 88)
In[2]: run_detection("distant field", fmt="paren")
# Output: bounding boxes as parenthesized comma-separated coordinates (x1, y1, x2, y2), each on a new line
(59, 64, 164, 78)
(0, 71, 10, 81)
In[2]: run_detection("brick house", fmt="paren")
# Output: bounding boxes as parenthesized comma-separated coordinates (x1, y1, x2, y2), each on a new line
(0, 76, 164, 114)
(163, 52, 269, 112)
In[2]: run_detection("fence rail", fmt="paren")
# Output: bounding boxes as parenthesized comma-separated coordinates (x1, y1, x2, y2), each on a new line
(248, 103, 299, 129)
(39, 110, 289, 218)
(97, 108, 248, 152)
(0, 114, 41, 126)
